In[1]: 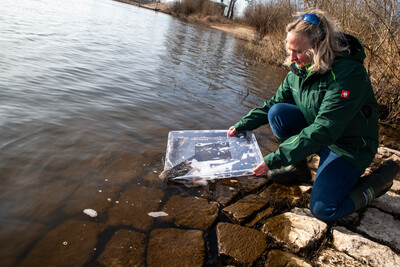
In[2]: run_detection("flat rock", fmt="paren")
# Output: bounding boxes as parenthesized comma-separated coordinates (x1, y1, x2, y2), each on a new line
(261, 208, 328, 253)
(201, 180, 241, 206)
(96, 152, 142, 185)
(315, 248, 364, 266)
(19, 219, 106, 267)
(222, 194, 268, 224)
(0, 220, 45, 267)
(160, 195, 218, 230)
(147, 228, 205, 267)
(97, 229, 146, 266)
(245, 207, 275, 227)
(259, 183, 310, 210)
(107, 184, 164, 231)
(142, 169, 163, 185)
(391, 179, 400, 192)
(333, 226, 400, 266)
(233, 176, 269, 193)
(217, 222, 267, 265)
(265, 249, 312, 267)
(63, 182, 121, 217)
(370, 191, 400, 215)
(201, 177, 268, 206)
(357, 207, 400, 251)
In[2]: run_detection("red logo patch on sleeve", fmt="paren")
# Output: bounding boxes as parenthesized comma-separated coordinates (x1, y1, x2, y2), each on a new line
(341, 90, 350, 98)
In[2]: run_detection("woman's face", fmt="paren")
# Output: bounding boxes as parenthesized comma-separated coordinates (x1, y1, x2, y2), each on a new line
(286, 31, 313, 69)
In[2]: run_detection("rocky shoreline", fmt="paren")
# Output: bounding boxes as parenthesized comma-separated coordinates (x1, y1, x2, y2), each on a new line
(17, 144, 400, 266)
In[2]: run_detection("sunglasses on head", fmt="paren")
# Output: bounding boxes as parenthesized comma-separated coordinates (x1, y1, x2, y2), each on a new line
(297, 13, 321, 25)
(297, 13, 325, 35)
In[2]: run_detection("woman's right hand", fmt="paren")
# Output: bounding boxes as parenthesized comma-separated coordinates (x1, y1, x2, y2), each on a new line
(227, 126, 238, 137)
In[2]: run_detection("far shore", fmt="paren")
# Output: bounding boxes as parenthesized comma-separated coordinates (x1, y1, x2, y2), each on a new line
(121, 0, 400, 146)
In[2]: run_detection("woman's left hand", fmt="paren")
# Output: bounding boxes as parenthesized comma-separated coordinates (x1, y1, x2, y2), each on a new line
(253, 161, 270, 176)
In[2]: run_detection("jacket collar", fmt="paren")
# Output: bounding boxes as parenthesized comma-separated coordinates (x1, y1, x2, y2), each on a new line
(290, 63, 312, 78)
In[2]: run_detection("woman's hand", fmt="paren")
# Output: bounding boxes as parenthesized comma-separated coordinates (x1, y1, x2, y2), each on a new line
(227, 126, 237, 137)
(253, 161, 270, 176)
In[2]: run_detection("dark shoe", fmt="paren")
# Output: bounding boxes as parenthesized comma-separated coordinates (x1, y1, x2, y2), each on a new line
(267, 159, 312, 184)
(349, 160, 400, 211)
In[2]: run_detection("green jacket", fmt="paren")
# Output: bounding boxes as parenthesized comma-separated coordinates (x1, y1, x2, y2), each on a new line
(234, 34, 379, 173)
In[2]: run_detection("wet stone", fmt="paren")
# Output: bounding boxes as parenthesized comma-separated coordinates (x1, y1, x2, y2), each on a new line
(0, 220, 45, 267)
(245, 207, 275, 227)
(265, 249, 312, 267)
(63, 182, 121, 217)
(147, 228, 205, 267)
(142, 169, 164, 185)
(19, 219, 106, 267)
(357, 207, 400, 251)
(259, 183, 310, 210)
(222, 194, 268, 224)
(370, 191, 400, 215)
(261, 208, 328, 253)
(107, 184, 164, 231)
(217, 222, 267, 265)
(97, 229, 146, 266)
(233, 176, 269, 193)
(200, 180, 241, 206)
(160, 195, 218, 230)
(315, 248, 364, 266)
(333, 226, 400, 266)
(96, 152, 142, 185)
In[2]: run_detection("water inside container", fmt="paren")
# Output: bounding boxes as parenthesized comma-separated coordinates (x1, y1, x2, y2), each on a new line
(163, 130, 263, 180)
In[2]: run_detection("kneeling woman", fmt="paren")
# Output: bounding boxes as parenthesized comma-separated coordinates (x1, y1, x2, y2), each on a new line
(227, 10, 398, 222)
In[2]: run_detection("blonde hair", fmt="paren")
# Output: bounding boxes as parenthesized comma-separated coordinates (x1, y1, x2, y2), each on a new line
(285, 9, 349, 74)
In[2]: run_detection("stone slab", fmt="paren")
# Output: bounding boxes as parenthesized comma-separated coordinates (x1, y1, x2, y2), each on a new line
(391, 179, 400, 192)
(19, 219, 106, 267)
(370, 191, 400, 215)
(315, 248, 364, 266)
(200, 180, 241, 206)
(96, 152, 143, 185)
(245, 207, 274, 227)
(259, 183, 310, 210)
(0, 220, 45, 267)
(265, 249, 312, 267)
(261, 208, 328, 253)
(97, 229, 146, 266)
(357, 207, 400, 251)
(333, 226, 400, 266)
(107, 184, 164, 231)
(160, 195, 218, 230)
(222, 194, 268, 224)
(147, 228, 205, 267)
(63, 182, 121, 217)
(217, 222, 267, 265)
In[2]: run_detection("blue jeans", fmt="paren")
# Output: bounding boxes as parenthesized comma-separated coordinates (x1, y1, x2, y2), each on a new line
(268, 103, 360, 222)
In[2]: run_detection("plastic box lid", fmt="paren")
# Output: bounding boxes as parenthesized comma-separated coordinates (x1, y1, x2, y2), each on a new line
(162, 130, 263, 181)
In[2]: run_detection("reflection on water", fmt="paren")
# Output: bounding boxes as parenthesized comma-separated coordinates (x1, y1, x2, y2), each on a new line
(0, 0, 287, 265)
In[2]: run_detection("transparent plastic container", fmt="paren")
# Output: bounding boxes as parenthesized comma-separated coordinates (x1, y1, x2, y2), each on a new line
(162, 130, 263, 181)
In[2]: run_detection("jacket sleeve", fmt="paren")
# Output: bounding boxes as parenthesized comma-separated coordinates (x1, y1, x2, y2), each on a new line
(234, 74, 295, 132)
(264, 64, 370, 169)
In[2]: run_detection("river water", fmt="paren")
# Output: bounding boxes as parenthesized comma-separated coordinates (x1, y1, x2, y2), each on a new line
(0, 0, 287, 265)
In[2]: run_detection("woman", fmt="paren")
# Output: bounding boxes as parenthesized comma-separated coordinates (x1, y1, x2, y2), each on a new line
(227, 10, 398, 222)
